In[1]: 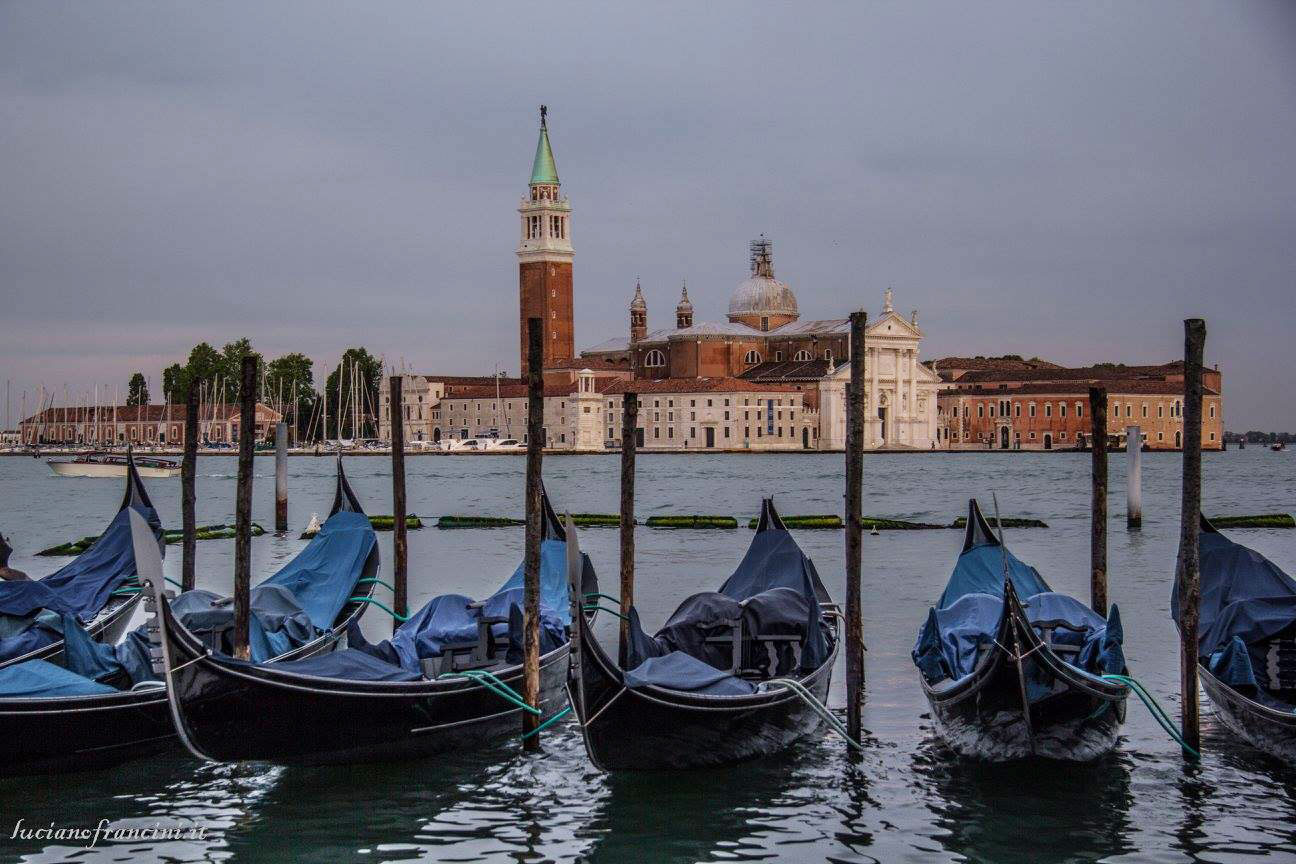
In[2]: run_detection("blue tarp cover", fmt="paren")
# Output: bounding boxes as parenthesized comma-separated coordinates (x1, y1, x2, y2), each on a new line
(352, 537, 576, 676)
(0, 658, 116, 698)
(1173, 529, 1296, 688)
(914, 529, 1124, 685)
(625, 652, 757, 696)
(269, 648, 421, 682)
(0, 498, 162, 663)
(621, 516, 832, 693)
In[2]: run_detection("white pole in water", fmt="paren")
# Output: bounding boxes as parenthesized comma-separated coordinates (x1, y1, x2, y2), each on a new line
(1127, 426, 1142, 529)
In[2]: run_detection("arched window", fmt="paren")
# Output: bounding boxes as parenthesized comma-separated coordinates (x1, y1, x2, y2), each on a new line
(743, 350, 762, 365)
(644, 349, 666, 368)
(823, 349, 832, 361)
(793, 350, 812, 361)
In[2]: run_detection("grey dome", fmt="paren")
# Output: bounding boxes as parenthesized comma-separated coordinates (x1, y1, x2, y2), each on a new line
(728, 275, 798, 320)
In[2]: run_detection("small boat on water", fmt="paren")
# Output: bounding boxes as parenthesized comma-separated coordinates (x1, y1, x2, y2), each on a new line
(1174, 516, 1296, 763)
(0, 460, 381, 775)
(913, 499, 1128, 761)
(48, 451, 180, 478)
(567, 498, 840, 771)
(144, 487, 598, 765)
(1273, 442, 1287, 452)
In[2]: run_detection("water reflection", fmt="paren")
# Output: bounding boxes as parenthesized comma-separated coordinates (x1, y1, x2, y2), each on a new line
(913, 740, 1135, 864)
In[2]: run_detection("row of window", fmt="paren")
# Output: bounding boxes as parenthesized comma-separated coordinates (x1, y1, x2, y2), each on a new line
(644, 348, 837, 369)
(945, 398, 1214, 421)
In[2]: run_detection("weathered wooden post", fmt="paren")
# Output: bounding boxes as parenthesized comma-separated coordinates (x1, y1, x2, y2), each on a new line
(844, 310, 866, 750)
(1126, 425, 1143, 529)
(389, 375, 409, 634)
(274, 421, 288, 533)
(522, 317, 544, 749)
(1089, 386, 1108, 615)
(618, 391, 638, 667)
(181, 380, 199, 591)
(1177, 318, 1206, 757)
(233, 355, 257, 661)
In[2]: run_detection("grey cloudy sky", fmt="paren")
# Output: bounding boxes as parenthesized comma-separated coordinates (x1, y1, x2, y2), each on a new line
(2, 1, 1293, 428)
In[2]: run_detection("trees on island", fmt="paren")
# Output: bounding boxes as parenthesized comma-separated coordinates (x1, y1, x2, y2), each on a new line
(159, 340, 381, 442)
(126, 373, 149, 406)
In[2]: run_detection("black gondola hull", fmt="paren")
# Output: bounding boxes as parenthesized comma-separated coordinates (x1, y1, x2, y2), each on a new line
(0, 688, 173, 775)
(1201, 666, 1296, 763)
(922, 587, 1127, 762)
(571, 612, 839, 771)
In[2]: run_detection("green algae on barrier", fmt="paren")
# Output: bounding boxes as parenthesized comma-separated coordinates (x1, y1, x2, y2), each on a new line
(1208, 513, 1295, 529)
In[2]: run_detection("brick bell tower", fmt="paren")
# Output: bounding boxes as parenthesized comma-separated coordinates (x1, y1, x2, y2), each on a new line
(517, 105, 574, 375)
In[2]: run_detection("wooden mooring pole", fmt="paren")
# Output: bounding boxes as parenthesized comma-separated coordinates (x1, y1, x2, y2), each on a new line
(1177, 318, 1206, 757)
(389, 375, 409, 634)
(1127, 425, 1143, 529)
(1090, 386, 1108, 616)
(618, 391, 638, 667)
(274, 421, 288, 533)
(844, 310, 866, 750)
(233, 355, 257, 661)
(522, 318, 544, 749)
(181, 381, 199, 591)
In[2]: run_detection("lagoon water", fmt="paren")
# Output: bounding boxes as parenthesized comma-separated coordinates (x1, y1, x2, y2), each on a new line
(1, 448, 1294, 863)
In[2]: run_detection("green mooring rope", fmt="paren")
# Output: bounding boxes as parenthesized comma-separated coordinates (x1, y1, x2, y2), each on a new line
(356, 577, 397, 592)
(521, 706, 571, 739)
(583, 604, 628, 621)
(1102, 673, 1201, 760)
(346, 596, 410, 622)
(438, 669, 541, 716)
(583, 593, 622, 606)
(766, 677, 865, 753)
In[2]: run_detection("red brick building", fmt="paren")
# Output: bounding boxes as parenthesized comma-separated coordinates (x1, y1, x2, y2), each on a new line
(936, 360, 1224, 450)
(20, 403, 282, 447)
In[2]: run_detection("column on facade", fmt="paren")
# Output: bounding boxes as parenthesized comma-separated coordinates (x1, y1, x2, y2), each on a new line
(869, 345, 879, 446)
(892, 347, 902, 444)
(909, 349, 917, 445)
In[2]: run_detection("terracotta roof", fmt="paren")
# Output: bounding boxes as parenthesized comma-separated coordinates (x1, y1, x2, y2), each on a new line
(740, 359, 832, 381)
(942, 381, 1220, 398)
(954, 362, 1189, 385)
(602, 377, 801, 395)
(545, 355, 631, 371)
(932, 355, 1060, 372)
(441, 378, 620, 400)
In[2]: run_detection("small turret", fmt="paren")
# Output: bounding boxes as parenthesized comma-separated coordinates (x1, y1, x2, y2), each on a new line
(676, 281, 694, 329)
(630, 279, 647, 343)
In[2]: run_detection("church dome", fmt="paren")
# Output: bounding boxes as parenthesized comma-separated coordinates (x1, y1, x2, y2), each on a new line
(728, 275, 798, 319)
(727, 236, 797, 321)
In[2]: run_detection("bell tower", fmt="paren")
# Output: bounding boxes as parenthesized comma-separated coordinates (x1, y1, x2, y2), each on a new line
(517, 105, 574, 375)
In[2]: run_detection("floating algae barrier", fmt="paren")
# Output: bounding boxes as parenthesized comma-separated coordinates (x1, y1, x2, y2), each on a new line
(949, 516, 1049, 529)
(38, 523, 267, 556)
(368, 515, 424, 531)
(437, 515, 524, 529)
(862, 517, 947, 531)
(1208, 514, 1295, 529)
(645, 515, 738, 529)
(746, 515, 844, 529)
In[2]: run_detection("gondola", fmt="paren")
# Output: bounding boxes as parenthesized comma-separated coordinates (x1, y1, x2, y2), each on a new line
(912, 499, 1128, 761)
(1173, 516, 1296, 762)
(0, 460, 380, 775)
(143, 488, 599, 765)
(0, 452, 162, 671)
(566, 498, 840, 771)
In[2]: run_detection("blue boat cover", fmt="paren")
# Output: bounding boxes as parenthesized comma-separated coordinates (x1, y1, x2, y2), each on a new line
(351, 536, 578, 676)
(0, 490, 162, 662)
(1172, 527, 1296, 688)
(268, 647, 421, 682)
(0, 658, 117, 698)
(620, 501, 832, 693)
(913, 502, 1124, 685)
(625, 651, 757, 696)
(248, 510, 376, 660)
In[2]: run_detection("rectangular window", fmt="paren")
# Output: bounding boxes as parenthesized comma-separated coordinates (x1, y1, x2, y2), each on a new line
(1142, 404, 1148, 419)
(689, 427, 696, 438)
(668, 427, 674, 439)
(1045, 403, 1052, 418)
(1029, 404, 1036, 417)
(1076, 403, 1083, 418)
(1060, 402, 1066, 417)
(654, 428, 660, 439)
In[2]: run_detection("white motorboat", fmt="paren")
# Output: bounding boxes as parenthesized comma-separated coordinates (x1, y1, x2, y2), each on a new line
(48, 452, 181, 478)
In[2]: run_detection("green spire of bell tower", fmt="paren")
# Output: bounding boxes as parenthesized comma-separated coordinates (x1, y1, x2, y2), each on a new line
(529, 105, 560, 186)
